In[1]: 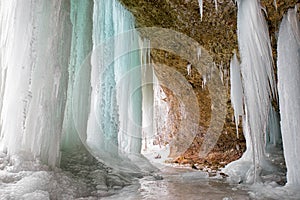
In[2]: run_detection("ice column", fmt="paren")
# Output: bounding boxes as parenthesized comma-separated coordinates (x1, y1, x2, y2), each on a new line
(87, 0, 143, 156)
(277, 7, 300, 186)
(0, 0, 71, 167)
(61, 0, 93, 151)
(236, 0, 276, 182)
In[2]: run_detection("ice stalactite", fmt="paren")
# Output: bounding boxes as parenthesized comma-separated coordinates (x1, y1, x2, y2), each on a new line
(224, 0, 277, 183)
(187, 63, 192, 76)
(238, 0, 277, 183)
(198, 0, 218, 20)
(273, 0, 277, 11)
(61, 0, 93, 151)
(277, 7, 300, 186)
(197, 47, 202, 60)
(0, 0, 71, 167)
(214, 0, 218, 11)
(230, 53, 243, 138)
(198, 0, 203, 21)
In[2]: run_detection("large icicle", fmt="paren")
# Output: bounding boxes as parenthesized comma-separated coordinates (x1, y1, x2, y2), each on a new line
(0, 0, 71, 167)
(225, 0, 277, 183)
(277, 7, 300, 186)
(230, 53, 243, 138)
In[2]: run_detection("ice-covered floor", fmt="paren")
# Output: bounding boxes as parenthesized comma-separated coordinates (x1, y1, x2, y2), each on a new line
(0, 146, 299, 200)
(103, 167, 250, 200)
(0, 148, 249, 200)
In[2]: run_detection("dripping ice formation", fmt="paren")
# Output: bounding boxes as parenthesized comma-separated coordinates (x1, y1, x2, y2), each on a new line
(198, 0, 219, 21)
(187, 63, 192, 76)
(277, 7, 300, 186)
(73, 0, 155, 172)
(224, 0, 277, 183)
(0, 0, 154, 172)
(230, 53, 243, 138)
(61, 0, 93, 151)
(0, 0, 71, 167)
(198, 0, 203, 21)
(0, 0, 300, 199)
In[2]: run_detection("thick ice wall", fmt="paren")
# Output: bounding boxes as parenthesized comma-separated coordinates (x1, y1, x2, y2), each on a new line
(61, 0, 93, 151)
(0, 0, 71, 167)
(87, 0, 143, 155)
(87, 0, 120, 156)
(277, 7, 300, 186)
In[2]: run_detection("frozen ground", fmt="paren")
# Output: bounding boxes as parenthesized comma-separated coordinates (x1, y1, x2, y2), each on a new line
(0, 146, 299, 199)
(0, 150, 136, 199)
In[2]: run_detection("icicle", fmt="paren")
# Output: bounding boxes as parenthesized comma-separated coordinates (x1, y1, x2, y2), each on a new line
(230, 53, 243, 138)
(219, 63, 224, 85)
(277, 7, 300, 186)
(214, 0, 218, 11)
(198, 0, 203, 21)
(273, 0, 277, 11)
(197, 47, 202, 60)
(187, 63, 192, 76)
(202, 75, 206, 88)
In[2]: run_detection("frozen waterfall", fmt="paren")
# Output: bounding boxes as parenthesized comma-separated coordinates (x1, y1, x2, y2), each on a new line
(0, 0, 152, 171)
(277, 7, 300, 186)
(0, 0, 71, 167)
(84, 0, 150, 169)
(224, 0, 278, 184)
(1, 0, 300, 199)
(61, 0, 93, 151)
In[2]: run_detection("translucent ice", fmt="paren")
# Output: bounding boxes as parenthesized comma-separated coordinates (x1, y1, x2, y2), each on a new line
(230, 53, 243, 138)
(198, 0, 203, 21)
(226, 0, 277, 183)
(277, 7, 300, 186)
(0, 0, 71, 167)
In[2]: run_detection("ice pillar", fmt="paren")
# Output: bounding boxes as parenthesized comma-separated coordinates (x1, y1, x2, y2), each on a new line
(87, 0, 143, 156)
(277, 7, 300, 186)
(61, 0, 93, 151)
(236, 0, 276, 182)
(0, 0, 71, 167)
